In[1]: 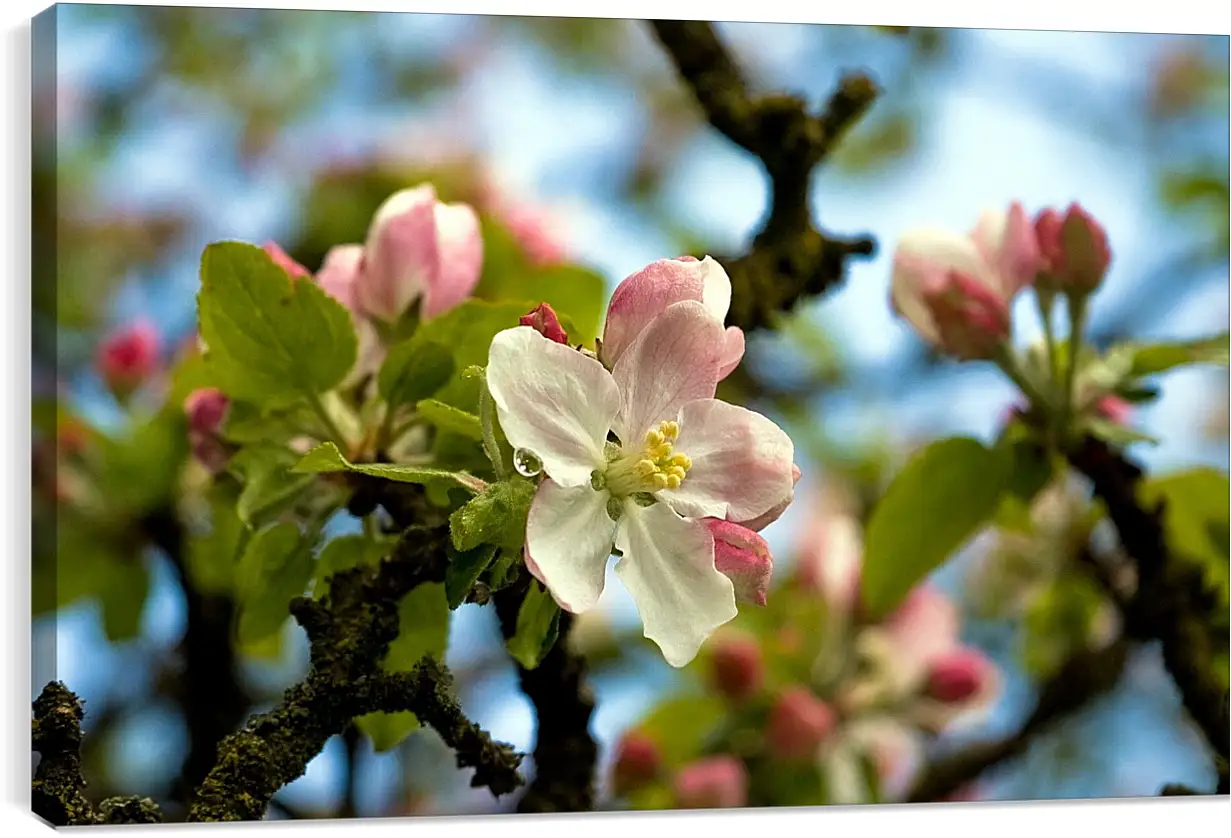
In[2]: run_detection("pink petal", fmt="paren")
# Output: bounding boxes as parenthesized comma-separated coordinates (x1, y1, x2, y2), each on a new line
(609, 300, 725, 444)
(717, 326, 745, 379)
(422, 200, 483, 319)
(660, 398, 795, 525)
(601, 256, 732, 370)
(737, 461, 800, 532)
(358, 185, 439, 322)
(883, 585, 961, 676)
(315, 244, 364, 313)
(263, 240, 311, 279)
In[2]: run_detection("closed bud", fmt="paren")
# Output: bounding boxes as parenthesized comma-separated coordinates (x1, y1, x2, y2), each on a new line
(765, 687, 836, 761)
(519, 302, 568, 344)
(672, 755, 748, 809)
(1058, 203, 1111, 294)
(611, 732, 661, 794)
(925, 648, 992, 704)
(97, 321, 160, 400)
(184, 387, 230, 436)
(706, 519, 773, 607)
(708, 633, 764, 702)
(263, 240, 311, 280)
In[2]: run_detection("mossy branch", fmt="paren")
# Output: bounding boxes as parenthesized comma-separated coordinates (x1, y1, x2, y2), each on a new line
(649, 20, 879, 332)
(187, 523, 523, 821)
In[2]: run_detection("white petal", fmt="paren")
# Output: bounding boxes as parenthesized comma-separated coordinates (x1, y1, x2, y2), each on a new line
(524, 480, 617, 613)
(487, 326, 619, 488)
(661, 399, 795, 523)
(614, 501, 737, 667)
(697, 255, 732, 323)
(610, 300, 724, 444)
(891, 228, 999, 344)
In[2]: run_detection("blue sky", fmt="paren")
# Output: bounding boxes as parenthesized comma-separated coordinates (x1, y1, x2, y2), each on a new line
(42, 8, 1229, 814)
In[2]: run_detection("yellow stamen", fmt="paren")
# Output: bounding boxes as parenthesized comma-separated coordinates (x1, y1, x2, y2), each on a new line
(665, 474, 682, 489)
(650, 472, 669, 490)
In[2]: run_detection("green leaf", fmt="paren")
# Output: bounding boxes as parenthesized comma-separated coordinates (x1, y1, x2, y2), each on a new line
(506, 581, 562, 669)
(445, 543, 499, 609)
(417, 399, 483, 440)
(235, 523, 315, 646)
(356, 582, 451, 751)
(1139, 467, 1230, 608)
(221, 401, 315, 445)
(484, 548, 523, 592)
(1085, 418, 1160, 449)
(311, 535, 391, 600)
(95, 410, 190, 515)
(1107, 333, 1231, 379)
(186, 484, 245, 594)
(861, 437, 1008, 617)
(378, 339, 455, 410)
(634, 694, 726, 767)
(231, 447, 316, 529)
(197, 241, 358, 408)
(292, 441, 486, 495)
(449, 478, 537, 553)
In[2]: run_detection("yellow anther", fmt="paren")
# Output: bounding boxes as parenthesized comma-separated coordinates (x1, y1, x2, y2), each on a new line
(650, 472, 670, 491)
(666, 465, 687, 481)
(665, 474, 682, 490)
(660, 420, 680, 440)
(636, 459, 658, 477)
(645, 429, 666, 447)
(668, 453, 692, 471)
(644, 443, 668, 460)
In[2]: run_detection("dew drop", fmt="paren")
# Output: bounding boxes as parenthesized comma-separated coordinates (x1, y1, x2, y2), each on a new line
(513, 448, 543, 477)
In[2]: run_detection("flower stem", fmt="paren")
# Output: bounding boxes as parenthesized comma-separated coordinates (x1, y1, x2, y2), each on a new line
(308, 392, 348, 450)
(478, 374, 507, 481)
(1036, 289, 1061, 393)
(1059, 294, 1089, 445)
(994, 344, 1050, 411)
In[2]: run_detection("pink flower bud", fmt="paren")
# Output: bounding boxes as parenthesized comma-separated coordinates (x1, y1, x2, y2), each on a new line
(1095, 395, 1132, 425)
(263, 240, 311, 279)
(519, 302, 569, 344)
(706, 519, 773, 607)
(891, 226, 1014, 362)
(501, 203, 568, 267)
(97, 321, 160, 398)
(673, 755, 748, 809)
(184, 388, 230, 436)
(357, 183, 483, 322)
(970, 202, 1043, 295)
(925, 647, 993, 704)
(708, 634, 763, 702)
(1033, 208, 1064, 277)
(1058, 203, 1111, 293)
(921, 269, 1011, 360)
(314, 244, 364, 314)
(611, 731, 661, 794)
(600, 256, 744, 379)
(766, 687, 836, 761)
(796, 511, 863, 612)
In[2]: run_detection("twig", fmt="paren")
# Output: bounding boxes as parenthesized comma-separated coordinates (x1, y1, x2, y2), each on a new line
(1066, 436, 1230, 763)
(908, 640, 1129, 802)
(649, 20, 879, 332)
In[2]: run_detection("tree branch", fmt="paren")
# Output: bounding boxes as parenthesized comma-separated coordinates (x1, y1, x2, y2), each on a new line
(649, 20, 879, 332)
(908, 640, 1130, 802)
(32, 682, 164, 825)
(1066, 436, 1230, 764)
(494, 574, 599, 813)
(188, 523, 523, 821)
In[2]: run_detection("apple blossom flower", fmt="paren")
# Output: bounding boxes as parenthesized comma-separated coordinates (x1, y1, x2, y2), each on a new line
(819, 716, 923, 804)
(600, 256, 745, 381)
(891, 202, 1042, 360)
(708, 633, 764, 702)
(672, 755, 749, 809)
(97, 321, 160, 399)
(796, 508, 864, 613)
(485, 300, 795, 667)
(519, 302, 568, 345)
(356, 183, 483, 323)
(766, 687, 837, 761)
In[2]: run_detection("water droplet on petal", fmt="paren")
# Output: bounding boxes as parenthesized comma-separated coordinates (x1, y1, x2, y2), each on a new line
(513, 448, 543, 477)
